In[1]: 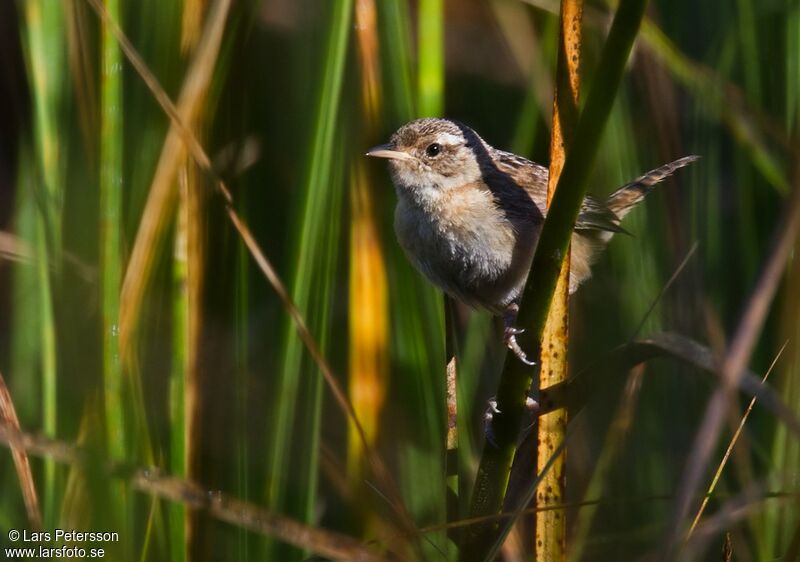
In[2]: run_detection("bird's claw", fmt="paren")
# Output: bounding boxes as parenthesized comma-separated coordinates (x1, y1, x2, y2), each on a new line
(484, 396, 539, 447)
(504, 328, 536, 366)
(484, 411, 499, 448)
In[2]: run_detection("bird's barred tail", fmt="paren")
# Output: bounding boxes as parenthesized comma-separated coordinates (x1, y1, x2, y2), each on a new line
(606, 155, 700, 219)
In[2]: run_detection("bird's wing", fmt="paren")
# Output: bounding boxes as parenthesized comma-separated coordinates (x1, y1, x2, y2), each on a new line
(492, 150, 699, 234)
(493, 150, 626, 233)
(575, 194, 629, 234)
(491, 150, 549, 211)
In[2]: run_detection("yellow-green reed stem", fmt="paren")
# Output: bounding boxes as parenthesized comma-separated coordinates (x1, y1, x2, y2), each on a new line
(537, 2, 582, 558)
(417, 0, 444, 116)
(99, 0, 129, 550)
(100, 0, 125, 463)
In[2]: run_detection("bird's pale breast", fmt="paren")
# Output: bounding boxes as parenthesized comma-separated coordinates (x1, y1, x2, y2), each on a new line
(393, 182, 533, 313)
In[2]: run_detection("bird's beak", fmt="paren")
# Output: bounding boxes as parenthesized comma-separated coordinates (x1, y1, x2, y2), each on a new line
(366, 144, 414, 161)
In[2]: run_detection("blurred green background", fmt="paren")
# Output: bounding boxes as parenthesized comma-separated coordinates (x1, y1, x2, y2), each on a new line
(0, 0, 798, 560)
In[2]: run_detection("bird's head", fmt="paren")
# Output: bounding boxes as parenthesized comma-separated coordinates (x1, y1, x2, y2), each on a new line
(367, 118, 484, 197)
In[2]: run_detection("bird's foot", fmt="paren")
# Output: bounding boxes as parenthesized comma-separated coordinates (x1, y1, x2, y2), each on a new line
(484, 396, 539, 448)
(503, 326, 536, 366)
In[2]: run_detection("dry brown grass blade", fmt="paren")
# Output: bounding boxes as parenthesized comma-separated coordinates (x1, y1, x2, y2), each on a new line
(0, 420, 390, 562)
(85, 0, 234, 361)
(0, 371, 42, 528)
(686, 340, 788, 538)
(666, 164, 800, 554)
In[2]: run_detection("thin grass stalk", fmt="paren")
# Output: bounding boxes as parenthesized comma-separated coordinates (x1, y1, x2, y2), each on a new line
(461, 0, 648, 558)
(175, 5, 216, 553)
(536, 1, 582, 558)
(169, 183, 187, 562)
(417, 0, 444, 117)
(34, 216, 58, 524)
(760, 242, 800, 557)
(21, 0, 67, 526)
(266, 2, 353, 557)
(307, 152, 346, 523)
(99, 0, 124, 464)
(377, 0, 414, 121)
(97, 0, 130, 550)
(182, 156, 207, 560)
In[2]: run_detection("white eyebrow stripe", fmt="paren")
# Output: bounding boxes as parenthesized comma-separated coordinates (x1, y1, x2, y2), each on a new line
(437, 132, 463, 146)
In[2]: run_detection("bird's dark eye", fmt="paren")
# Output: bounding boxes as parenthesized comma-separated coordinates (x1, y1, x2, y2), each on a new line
(425, 143, 442, 157)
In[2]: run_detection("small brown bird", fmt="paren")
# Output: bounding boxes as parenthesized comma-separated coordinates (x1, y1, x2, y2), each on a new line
(367, 118, 697, 363)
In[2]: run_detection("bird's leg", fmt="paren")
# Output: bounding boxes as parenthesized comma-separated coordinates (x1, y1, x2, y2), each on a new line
(503, 303, 536, 366)
(483, 304, 540, 445)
